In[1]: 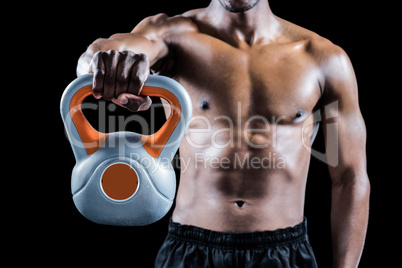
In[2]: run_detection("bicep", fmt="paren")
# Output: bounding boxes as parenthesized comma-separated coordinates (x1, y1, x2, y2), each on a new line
(322, 103, 367, 180)
(320, 46, 367, 182)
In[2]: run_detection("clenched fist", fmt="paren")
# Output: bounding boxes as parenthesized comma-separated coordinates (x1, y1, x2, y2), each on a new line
(90, 50, 152, 112)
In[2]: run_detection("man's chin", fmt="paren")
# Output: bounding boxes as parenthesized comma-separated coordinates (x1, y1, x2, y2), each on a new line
(218, 0, 261, 13)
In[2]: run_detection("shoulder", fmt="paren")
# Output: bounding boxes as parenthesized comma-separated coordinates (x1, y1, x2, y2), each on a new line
(132, 13, 199, 41)
(309, 36, 354, 94)
(279, 18, 355, 93)
(279, 17, 349, 64)
(308, 37, 355, 98)
(280, 17, 349, 64)
(308, 36, 352, 82)
(292, 26, 356, 105)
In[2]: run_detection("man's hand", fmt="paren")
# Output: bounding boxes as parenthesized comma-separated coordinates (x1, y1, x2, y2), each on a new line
(90, 50, 152, 112)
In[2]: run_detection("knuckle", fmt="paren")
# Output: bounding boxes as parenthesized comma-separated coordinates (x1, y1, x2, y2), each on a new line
(92, 70, 104, 92)
(120, 50, 130, 56)
(117, 70, 129, 81)
(132, 69, 147, 83)
(133, 63, 149, 81)
(104, 71, 115, 83)
(125, 50, 137, 57)
(90, 52, 103, 69)
(116, 71, 129, 86)
(102, 49, 117, 61)
(128, 65, 149, 94)
(93, 72, 105, 86)
(106, 49, 116, 55)
(92, 50, 102, 59)
(93, 67, 105, 77)
(128, 79, 142, 95)
(132, 70, 146, 84)
(100, 50, 109, 59)
(135, 53, 150, 68)
(102, 89, 114, 100)
(135, 53, 148, 61)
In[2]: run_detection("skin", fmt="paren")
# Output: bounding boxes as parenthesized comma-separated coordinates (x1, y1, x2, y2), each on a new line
(77, 0, 370, 267)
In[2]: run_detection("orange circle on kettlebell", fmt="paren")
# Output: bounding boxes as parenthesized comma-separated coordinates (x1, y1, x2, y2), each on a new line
(101, 163, 138, 200)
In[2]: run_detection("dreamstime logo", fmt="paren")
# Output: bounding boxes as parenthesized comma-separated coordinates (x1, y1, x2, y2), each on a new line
(64, 100, 339, 168)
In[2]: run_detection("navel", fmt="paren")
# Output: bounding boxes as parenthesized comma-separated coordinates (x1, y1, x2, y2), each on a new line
(234, 201, 246, 208)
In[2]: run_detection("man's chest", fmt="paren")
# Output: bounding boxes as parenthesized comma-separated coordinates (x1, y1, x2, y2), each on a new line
(171, 35, 322, 122)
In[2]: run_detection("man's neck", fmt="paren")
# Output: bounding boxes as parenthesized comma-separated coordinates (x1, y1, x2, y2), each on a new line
(205, 0, 280, 47)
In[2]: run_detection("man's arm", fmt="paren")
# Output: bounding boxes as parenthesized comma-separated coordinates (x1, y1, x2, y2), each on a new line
(319, 44, 370, 268)
(76, 14, 173, 111)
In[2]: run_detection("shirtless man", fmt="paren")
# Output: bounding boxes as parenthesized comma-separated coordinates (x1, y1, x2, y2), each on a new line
(76, 0, 370, 267)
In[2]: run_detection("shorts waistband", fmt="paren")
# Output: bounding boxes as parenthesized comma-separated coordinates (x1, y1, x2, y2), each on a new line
(167, 217, 308, 249)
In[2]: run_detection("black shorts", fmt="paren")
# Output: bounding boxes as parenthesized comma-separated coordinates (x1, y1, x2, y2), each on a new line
(155, 218, 317, 268)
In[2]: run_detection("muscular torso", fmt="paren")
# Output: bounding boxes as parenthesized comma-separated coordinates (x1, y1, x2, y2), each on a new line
(151, 12, 325, 232)
(78, 4, 367, 264)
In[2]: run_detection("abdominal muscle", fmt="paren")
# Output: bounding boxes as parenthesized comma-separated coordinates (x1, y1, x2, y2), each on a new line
(171, 124, 313, 232)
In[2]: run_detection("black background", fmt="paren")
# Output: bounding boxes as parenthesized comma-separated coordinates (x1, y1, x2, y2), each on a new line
(36, 0, 393, 266)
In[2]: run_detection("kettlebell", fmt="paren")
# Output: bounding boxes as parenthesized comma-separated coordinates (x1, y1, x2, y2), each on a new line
(60, 74, 192, 226)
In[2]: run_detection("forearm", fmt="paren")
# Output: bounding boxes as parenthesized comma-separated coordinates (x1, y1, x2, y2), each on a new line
(331, 173, 370, 268)
(76, 38, 119, 76)
(76, 34, 167, 77)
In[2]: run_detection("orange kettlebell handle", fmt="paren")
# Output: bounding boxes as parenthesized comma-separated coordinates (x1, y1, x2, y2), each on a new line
(69, 85, 181, 157)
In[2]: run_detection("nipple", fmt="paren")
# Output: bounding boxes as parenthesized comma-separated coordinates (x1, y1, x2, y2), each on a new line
(296, 110, 304, 118)
(199, 100, 209, 110)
